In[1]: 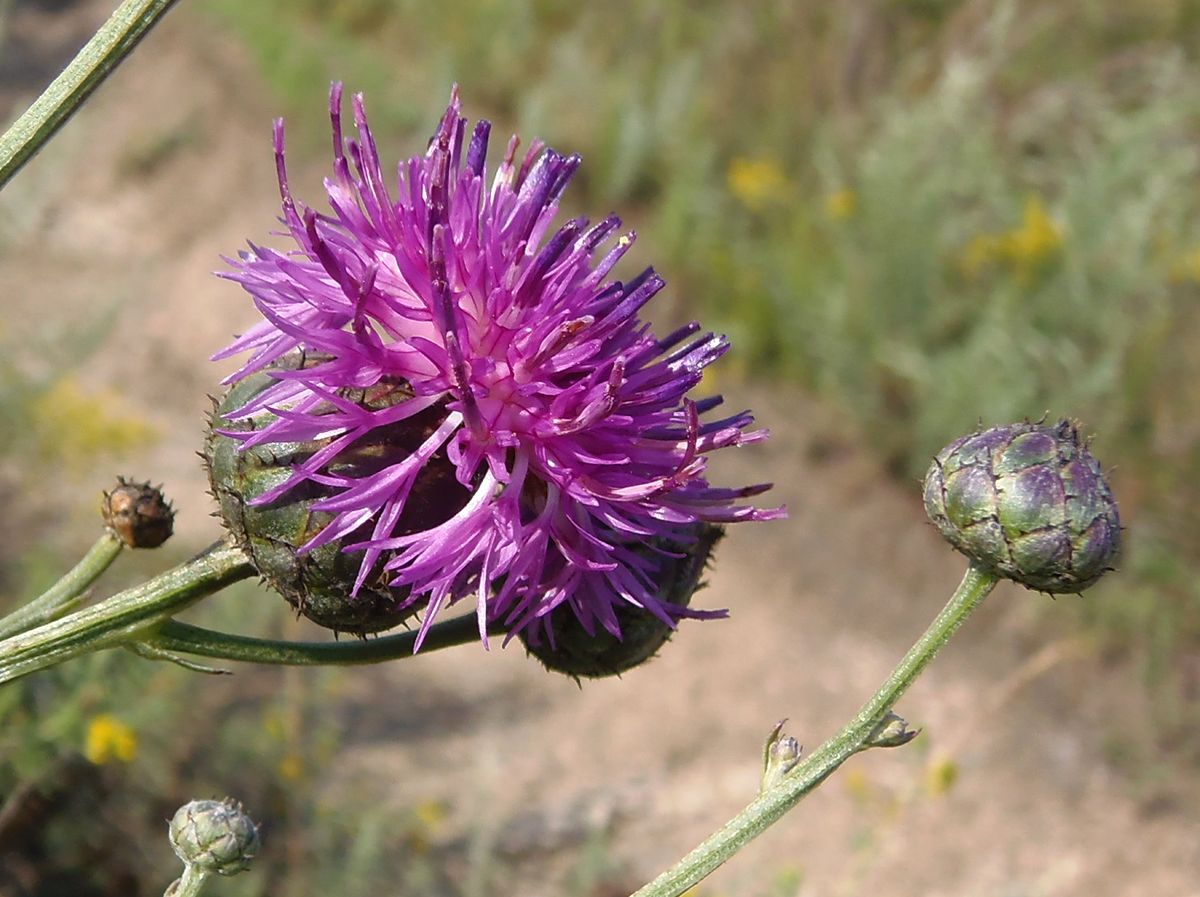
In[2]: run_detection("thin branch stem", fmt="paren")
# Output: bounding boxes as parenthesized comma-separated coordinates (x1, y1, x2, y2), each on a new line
(0, 0, 181, 188)
(0, 539, 253, 685)
(631, 563, 998, 897)
(144, 615, 502, 666)
(164, 864, 208, 897)
(0, 532, 124, 640)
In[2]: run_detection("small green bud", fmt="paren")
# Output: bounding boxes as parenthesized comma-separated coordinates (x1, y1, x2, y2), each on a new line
(923, 420, 1120, 593)
(204, 357, 457, 635)
(101, 477, 174, 548)
(761, 719, 802, 793)
(168, 798, 259, 876)
(521, 523, 724, 678)
(861, 711, 920, 750)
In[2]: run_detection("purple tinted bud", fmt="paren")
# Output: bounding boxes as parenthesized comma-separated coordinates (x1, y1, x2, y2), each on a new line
(923, 420, 1120, 593)
(520, 523, 724, 678)
(204, 359, 434, 635)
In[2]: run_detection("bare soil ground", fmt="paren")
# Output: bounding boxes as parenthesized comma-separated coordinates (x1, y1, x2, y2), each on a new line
(2, 5, 1197, 895)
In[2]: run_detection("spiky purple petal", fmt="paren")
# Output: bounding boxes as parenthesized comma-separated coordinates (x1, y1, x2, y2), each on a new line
(216, 85, 783, 647)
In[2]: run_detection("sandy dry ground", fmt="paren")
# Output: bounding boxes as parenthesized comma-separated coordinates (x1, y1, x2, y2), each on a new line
(1, 4, 1198, 895)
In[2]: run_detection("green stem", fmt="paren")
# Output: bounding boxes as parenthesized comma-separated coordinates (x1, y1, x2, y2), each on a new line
(165, 864, 209, 897)
(631, 563, 998, 897)
(0, 532, 124, 640)
(0, 539, 252, 685)
(0, 0, 181, 188)
(145, 615, 503, 665)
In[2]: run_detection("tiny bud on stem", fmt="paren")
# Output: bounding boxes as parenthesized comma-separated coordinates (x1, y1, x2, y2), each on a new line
(102, 477, 174, 548)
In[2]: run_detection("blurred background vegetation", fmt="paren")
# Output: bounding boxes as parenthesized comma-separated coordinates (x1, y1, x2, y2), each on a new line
(3, 0, 1200, 893)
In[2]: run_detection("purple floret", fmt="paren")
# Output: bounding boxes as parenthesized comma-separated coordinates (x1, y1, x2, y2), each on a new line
(214, 85, 783, 648)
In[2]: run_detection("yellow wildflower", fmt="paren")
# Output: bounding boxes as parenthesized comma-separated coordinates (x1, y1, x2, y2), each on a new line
(1004, 195, 1062, 283)
(278, 753, 305, 782)
(958, 194, 1062, 284)
(924, 756, 959, 796)
(727, 156, 788, 211)
(262, 708, 287, 741)
(841, 767, 873, 803)
(404, 799, 448, 855)
(84, 714, 137, 765)
(1169, 244, 1200, 283)
(32, 376, 159, 468)
(959, 234, 1005, 280)
(823, 187, 857, 220)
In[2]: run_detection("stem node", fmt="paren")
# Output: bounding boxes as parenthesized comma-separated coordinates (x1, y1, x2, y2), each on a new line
(632, 564, 998, 897)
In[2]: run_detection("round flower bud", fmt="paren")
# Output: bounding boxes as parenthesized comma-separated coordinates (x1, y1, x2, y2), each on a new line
(101, 478, 174, 548)
(204, 357, 460, 635)
(168, 798, 259, 876)
(923, 420, 1120, 593)
(520, 523, 724, 678)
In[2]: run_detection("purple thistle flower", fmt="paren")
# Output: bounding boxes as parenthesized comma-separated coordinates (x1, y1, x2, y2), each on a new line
(214, 85, 783, 649)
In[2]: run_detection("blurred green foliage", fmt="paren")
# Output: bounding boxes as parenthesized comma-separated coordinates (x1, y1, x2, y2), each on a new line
(0, 575, 496, 896)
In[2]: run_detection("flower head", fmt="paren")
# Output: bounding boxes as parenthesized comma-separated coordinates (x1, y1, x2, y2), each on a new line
(213, 85, 782, 648)
(923, 419, 1119, 592)
(169, 798, 260, 877)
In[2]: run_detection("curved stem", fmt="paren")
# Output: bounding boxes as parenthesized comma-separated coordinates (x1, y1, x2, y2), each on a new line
(631, 563, 998, 897)
(0, 532, 124, 640)
(165, 864, 209, 897)
(0, 0, 181, 188)
(0, 539, 252, 685)
(145, 615, 503, 666)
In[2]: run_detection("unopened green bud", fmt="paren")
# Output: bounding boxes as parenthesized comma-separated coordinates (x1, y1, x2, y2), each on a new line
(862, 711, 920, 750)
(761, 719, 802, 793)
(101, 477, 174, 548)
(521, 523, 724, 679)
(204, 358, 453, 635)
(923, 420, 1120, 593)
(169, 798, 259, 876)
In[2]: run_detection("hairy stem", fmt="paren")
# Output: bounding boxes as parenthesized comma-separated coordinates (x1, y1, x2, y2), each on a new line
(0, 0, 180, 188)
(164, 864, 208, 897)
(631, 563, 998, 897)
(0, 532, 124, 640)
(0, 539, 252, 685)
(144, 615, 504, 665)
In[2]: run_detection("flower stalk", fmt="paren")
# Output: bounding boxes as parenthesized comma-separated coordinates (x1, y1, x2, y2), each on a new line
(631, 563, 997, 897)
(0, 531, 124, 640)
(164, 865, 209, 897)
(0, 539, 252, 685)
(0, 534, 513, 682)
(0, 0, 180, 188)
(144, 614, 504, 666)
